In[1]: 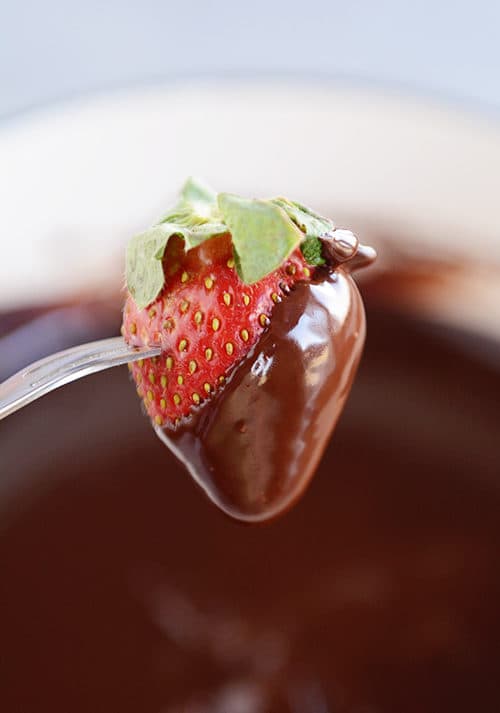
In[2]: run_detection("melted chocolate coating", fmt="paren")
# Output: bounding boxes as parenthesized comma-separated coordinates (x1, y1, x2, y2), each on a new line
(157, 270, 365, 521)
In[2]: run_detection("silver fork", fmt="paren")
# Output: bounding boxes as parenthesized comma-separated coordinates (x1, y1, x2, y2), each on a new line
(0, 337, 161, 420)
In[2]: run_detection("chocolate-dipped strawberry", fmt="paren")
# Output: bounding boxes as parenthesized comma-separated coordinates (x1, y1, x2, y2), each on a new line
(122, 178, 375, 521)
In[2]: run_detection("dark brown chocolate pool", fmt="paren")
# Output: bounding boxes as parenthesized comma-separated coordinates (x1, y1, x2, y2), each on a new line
(2, 265, 500, 712)
(159, 270, 365, 521)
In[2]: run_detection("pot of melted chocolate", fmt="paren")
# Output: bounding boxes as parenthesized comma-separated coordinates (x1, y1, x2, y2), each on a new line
(2, 250, 500, 713)
(159, 269, 366, 521)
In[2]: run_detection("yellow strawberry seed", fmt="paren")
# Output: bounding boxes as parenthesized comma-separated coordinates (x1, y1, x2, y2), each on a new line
(155, 415, 163, 425)
(204, 382, 211, 394)
(194, 310, 203, 324)
(192, 393, 200, 404)
(243, 293, 250, 306)
(177, 375, 184, 385)
(225, 342, 234, 356)
(227, 258, 235, 268)
(173, 393, 181, 405)
(178, 338, 188, 352)
(181, 271, 189, 283)
(223, 292, 231, 306)
(240, 328, 249, 342)
(205, 348, 213, 361)
(166, 356, 174, 370)
(160, 398, 166, 410)
(212, 317, 220, 331)
(160, 375, 167, 388)
(204, 277, 214, 290)
(189, 360, 197, 374)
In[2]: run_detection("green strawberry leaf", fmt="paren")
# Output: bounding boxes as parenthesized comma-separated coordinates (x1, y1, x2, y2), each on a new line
(218, 193, 303, 284)
(180, 175, 218, 211)
(126, 221, 228, 309)
(188, 222, 228, 244)
(271, 197, 333, 267)
(158, 176, 219, 227)
(271, 197, 333, 237)
(300, 236, 326, 266)
(126, 225, 176, 310)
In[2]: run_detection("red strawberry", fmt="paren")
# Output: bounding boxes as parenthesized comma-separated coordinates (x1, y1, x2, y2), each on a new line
(122, 179, 375, 520)
(122, 232, 314, 426)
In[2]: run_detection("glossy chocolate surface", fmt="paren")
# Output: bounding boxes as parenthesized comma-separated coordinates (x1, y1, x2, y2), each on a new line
(158, 270, 365, 521)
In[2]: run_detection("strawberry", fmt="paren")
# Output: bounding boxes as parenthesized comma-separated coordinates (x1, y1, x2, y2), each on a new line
(122, 179, 376, 520)
(122, 178, 369, 429)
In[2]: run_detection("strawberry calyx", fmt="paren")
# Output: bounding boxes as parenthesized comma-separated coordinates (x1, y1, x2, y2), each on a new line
(126, 178, 335, 310)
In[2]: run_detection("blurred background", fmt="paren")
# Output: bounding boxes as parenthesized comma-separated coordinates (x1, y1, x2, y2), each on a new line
(2, 3, 500, 713)
(2, 0, 500, 118)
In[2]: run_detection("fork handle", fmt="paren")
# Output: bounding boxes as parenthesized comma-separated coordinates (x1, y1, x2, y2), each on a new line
(0, 336, 160, 420)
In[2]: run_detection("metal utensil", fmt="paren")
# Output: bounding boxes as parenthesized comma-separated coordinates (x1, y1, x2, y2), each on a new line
(0, 337, 161, 420)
